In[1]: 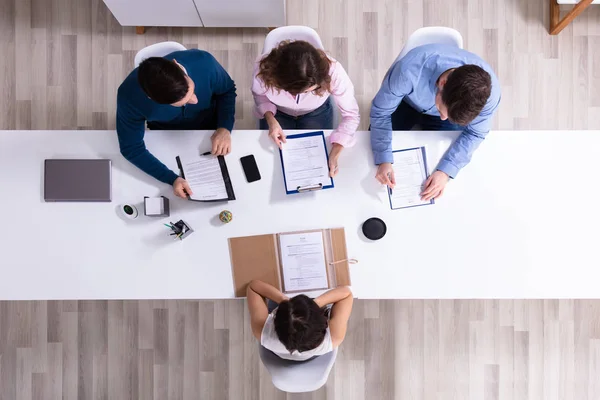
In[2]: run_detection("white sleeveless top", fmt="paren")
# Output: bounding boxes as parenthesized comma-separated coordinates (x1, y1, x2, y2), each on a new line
(261, 310, 334, 361)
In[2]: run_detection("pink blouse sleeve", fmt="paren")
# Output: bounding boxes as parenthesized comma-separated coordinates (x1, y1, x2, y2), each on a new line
(251, 60, 278, 119)
(328, 61, 360, 147)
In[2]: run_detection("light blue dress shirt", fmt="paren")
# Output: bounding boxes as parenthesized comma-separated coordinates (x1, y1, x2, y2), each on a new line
(370, 44, 501, 178)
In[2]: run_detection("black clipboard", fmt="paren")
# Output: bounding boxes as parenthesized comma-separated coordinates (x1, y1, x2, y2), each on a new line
(176, 155, 236, 202)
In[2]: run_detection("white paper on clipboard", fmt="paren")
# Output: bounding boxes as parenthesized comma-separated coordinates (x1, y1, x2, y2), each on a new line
(280, 133, 332, 192)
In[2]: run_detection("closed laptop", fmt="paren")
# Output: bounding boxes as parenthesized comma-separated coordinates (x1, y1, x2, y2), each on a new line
(44, 159, 112, 202)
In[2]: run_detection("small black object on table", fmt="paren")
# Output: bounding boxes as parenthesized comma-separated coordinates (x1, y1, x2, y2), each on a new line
(362, 217, 387, 240)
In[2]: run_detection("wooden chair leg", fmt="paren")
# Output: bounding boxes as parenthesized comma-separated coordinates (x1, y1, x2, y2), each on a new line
(549, 0, 593, 35)
(136, 26, 145, 35)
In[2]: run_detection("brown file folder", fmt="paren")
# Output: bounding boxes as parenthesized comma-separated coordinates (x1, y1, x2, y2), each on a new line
(229, 228, 352, 297)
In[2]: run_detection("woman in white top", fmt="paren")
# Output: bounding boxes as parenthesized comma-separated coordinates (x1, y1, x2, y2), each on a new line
(247, 280, 353, 361)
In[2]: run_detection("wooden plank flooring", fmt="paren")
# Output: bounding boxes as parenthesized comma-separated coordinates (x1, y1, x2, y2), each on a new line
(2, 300, 600, 399)
(1, 0, 600, 130)
(1, 0, 600, 398)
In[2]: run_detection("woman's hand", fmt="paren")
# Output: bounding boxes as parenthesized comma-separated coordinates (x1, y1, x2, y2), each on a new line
(248, 279, 288, 304)
(265, 112, 286, 149)
(314, 286, 352, 308)
(316, 286, 354, 348)
(328, 143, 344, 177)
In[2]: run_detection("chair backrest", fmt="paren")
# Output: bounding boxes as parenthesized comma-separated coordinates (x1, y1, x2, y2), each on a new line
(134, 41, 188, 68)
(394, 27, 463, 64)
(262, 25, 325, 55)
(258, 346, 338, 393)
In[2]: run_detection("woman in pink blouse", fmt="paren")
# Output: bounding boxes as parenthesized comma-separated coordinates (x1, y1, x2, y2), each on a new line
(252, 40, 360, 177)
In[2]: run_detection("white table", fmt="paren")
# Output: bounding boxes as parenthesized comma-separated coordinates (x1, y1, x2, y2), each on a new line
(1, 130, 599, 300)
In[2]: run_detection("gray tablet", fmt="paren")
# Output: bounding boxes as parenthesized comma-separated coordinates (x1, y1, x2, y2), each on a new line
(44, 159, 112, 202)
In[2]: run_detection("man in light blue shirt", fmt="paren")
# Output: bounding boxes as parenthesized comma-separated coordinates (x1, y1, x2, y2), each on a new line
(370, 43, 501, 200)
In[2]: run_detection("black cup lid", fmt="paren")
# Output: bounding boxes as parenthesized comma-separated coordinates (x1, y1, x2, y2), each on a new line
(362, 217, 387, 240)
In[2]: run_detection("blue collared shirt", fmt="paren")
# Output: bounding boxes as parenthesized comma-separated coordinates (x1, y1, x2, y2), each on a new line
(370, 44, 501, 178)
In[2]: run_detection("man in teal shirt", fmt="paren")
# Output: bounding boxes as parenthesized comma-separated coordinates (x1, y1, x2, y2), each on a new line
(370, 44, 501, 201)
(117, 49, 236, 198)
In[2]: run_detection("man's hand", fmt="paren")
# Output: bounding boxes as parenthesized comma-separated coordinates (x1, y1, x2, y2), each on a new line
(328, 143, 343, 178)
(375, 163, 395, 188)
(211, 128, 231, 156)
(266, 114, 286, 149)
(173, 177, 193, 199)
(421, 170, 449, 201)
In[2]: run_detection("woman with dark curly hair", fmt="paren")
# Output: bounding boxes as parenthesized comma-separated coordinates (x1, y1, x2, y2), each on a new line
(247, 280, 353, 361)
(252, 40, 360, 177)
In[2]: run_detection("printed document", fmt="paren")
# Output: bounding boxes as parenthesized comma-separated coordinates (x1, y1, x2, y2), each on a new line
(179, 155, 228, 201)
(279, 231, 329, 292)
(281, 134, 332, 191)
(389, 147, 432, 209)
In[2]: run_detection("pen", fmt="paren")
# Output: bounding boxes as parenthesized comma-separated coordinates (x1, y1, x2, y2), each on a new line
(202, 151, 211, 156)
(164, 223, 174, 229)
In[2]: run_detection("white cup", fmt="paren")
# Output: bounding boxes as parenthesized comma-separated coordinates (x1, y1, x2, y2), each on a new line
(120, 204, 139, 219)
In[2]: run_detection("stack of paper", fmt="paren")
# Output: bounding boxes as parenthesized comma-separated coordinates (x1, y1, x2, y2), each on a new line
(389, 147, 433, 210)
(279, 231, 329, 292)
(144, 197, 164, 215)
(176, 154, 234, 202)
(280, 132, 333, 193)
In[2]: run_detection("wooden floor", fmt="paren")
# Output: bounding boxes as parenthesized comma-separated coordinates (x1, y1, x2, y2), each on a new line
(1, 0, 600, 131)
(2, 300, 600, 399)
(2, 0, 600, 399)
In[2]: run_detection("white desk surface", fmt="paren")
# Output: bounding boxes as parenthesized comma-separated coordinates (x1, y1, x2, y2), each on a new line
(0, 129, 599, 300)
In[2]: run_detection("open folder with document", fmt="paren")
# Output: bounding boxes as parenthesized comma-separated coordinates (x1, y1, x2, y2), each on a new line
(228, 228, 351, 297)
(279, 131, 334, 194)
(176, 153, 235, 202)
(279, 231, 329, 292)
(388, 146, 433, 210)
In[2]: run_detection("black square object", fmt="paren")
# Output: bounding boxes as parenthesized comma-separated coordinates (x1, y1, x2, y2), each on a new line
(362, 217, 387, 240)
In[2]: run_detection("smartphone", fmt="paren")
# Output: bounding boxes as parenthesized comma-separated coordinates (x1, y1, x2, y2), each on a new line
(240, 155, 261, 183)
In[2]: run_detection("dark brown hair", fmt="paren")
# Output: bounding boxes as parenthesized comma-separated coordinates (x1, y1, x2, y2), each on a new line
(274, 294, 328, 353)
(137, 57, 189, 104)
(441, 65, 492, 126)
(257, 40, 332, 96)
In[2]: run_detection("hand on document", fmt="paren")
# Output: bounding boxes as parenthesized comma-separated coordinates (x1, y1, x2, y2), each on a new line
(267, 118, 287, 150)
(210, 128, 231, 156)
(375, 163, 396, 188)
(420, 170, 449, 201)
(328, 143, 343, 178)
(173, 177, 193, 199)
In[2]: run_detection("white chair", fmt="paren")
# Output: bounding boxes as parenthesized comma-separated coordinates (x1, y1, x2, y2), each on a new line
(394, 27, 463, 64)
(259, 346, 338, 393)
(262, 25, 325, 55)
(134, 41, 187, 68)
